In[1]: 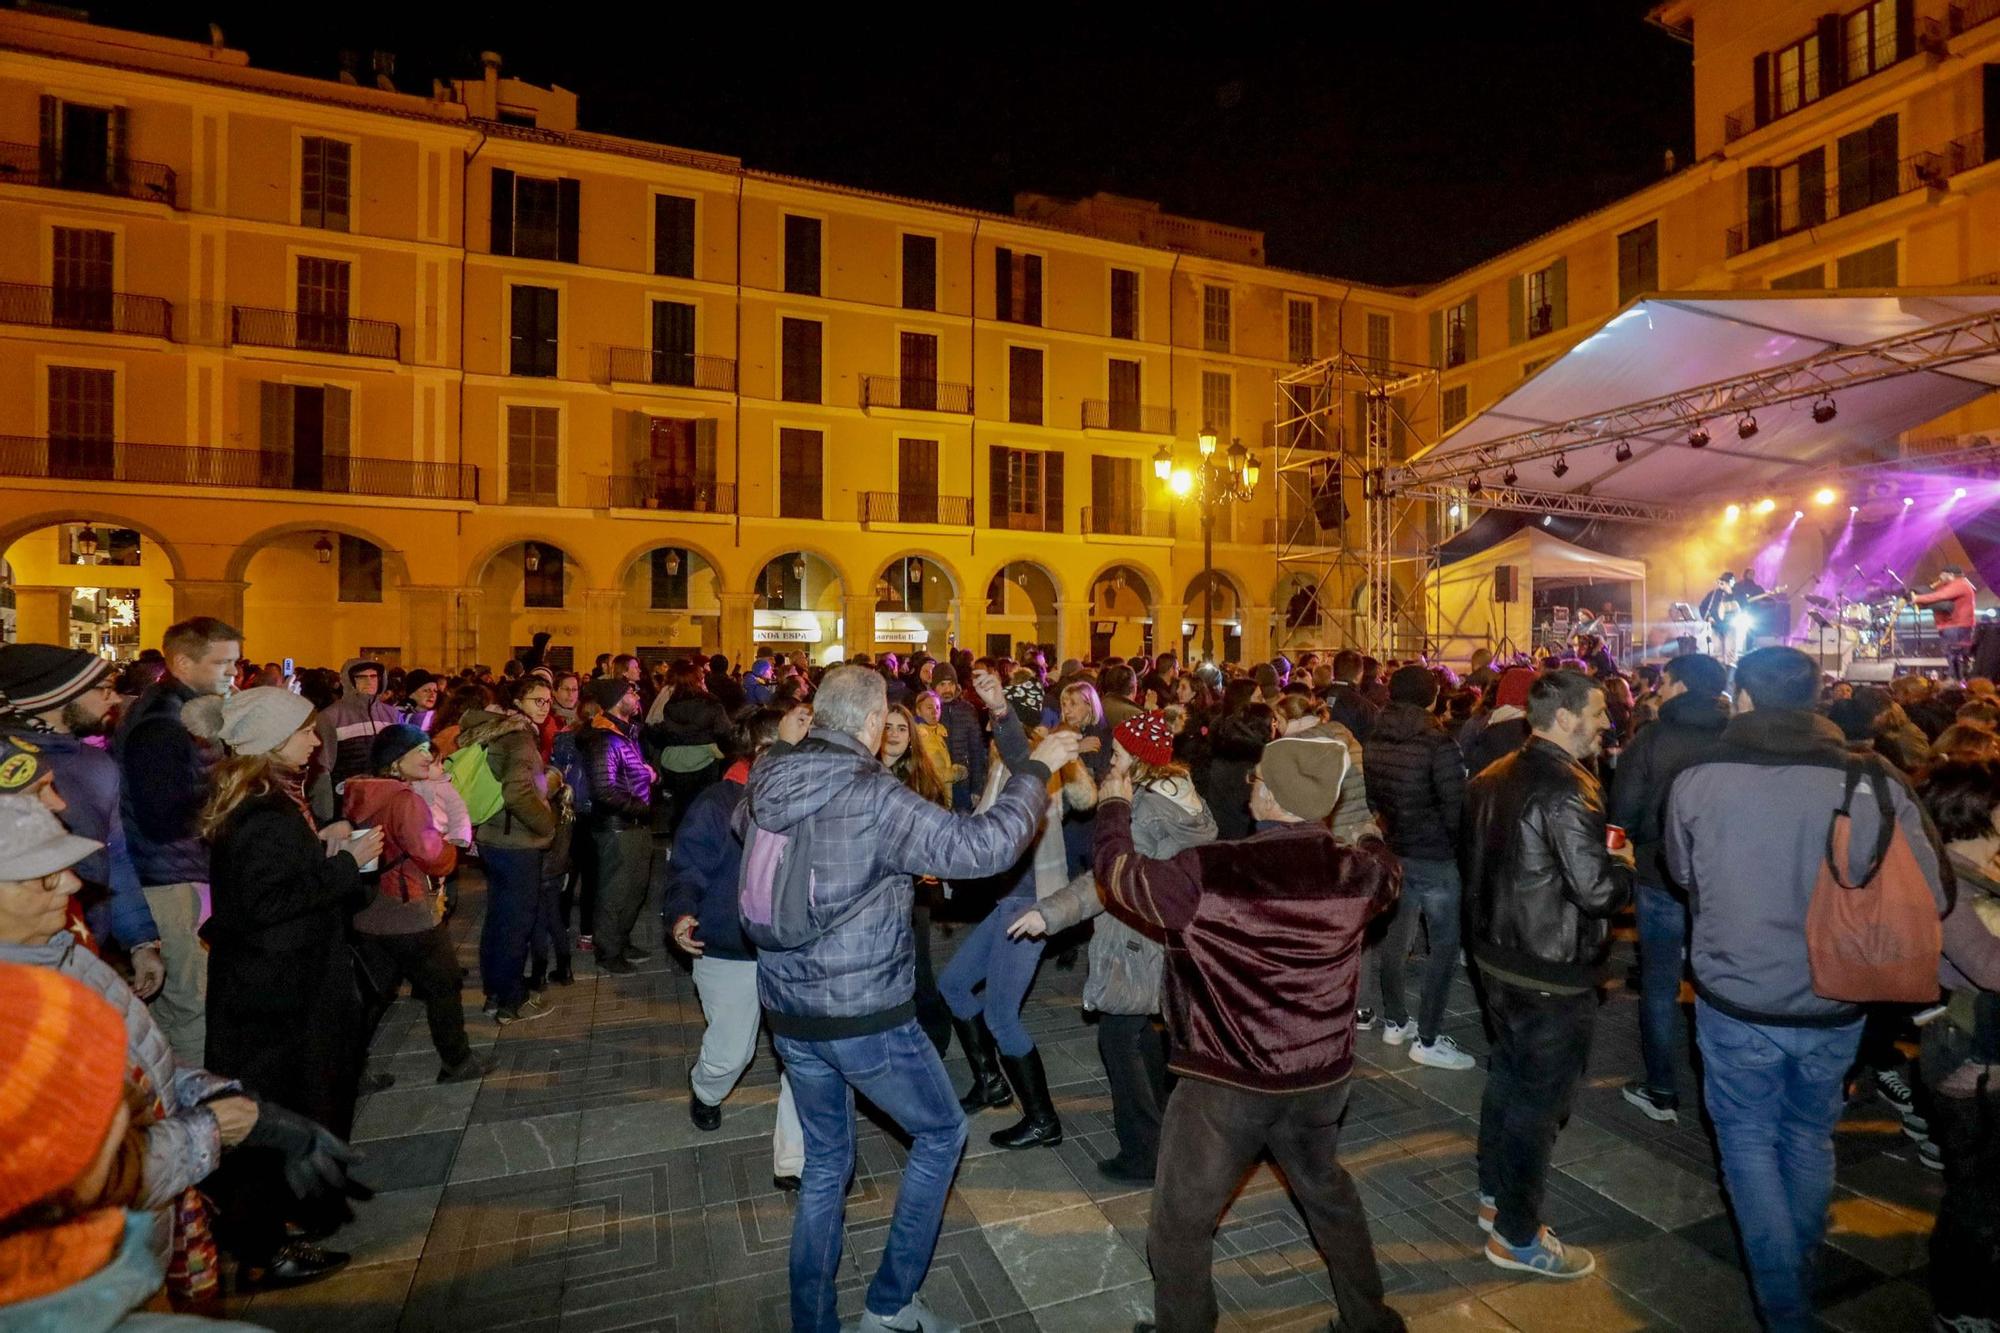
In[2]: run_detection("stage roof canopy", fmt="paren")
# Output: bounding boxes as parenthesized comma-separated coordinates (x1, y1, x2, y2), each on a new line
(1403, 291, 2000, 504)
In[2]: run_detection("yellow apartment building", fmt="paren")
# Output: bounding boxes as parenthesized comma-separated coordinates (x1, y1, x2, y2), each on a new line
(1, 1, 1998, 669)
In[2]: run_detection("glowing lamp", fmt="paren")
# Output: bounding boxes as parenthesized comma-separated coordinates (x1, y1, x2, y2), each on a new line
(1723, 504, 1741, 523)
(1152, 444, 1173, 481)
(1903, 496, 1915, 507)
(1793, 510, 1804, 521)
(1448, 502, 1461, 518)
(1755, 498, 1776, 515)
(1169, 468, 1194, 497)
(1955, 487, 1969, 499)
(1731, 612, 1752, 630)
(1198, 425, 1218, 457)
(1813, 487, 1837, 506)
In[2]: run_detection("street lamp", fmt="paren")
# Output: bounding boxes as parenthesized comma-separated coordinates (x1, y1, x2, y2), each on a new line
(1158, 428, 1260, 666)
(74, 524, 100, 563)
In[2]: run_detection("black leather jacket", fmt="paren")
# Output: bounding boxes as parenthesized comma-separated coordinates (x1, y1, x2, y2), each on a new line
(1463, 736, 1632, 989)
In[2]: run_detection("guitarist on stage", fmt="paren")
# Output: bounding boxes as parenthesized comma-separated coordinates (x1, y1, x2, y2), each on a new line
(1698, 571, 1740, 663)
(1912, 565, 1977, 679)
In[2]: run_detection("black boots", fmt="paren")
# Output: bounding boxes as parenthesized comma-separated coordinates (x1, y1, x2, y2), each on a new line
(953, 1016, 1012, 1112)
(990, 1049, 1063, 1149)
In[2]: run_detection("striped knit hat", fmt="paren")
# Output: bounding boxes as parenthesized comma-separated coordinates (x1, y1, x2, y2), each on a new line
(0, 646, 114, 728)
(0, 962, 128, 1219)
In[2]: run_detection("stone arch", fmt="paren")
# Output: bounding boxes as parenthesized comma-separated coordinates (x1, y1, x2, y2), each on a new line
(971, 557, 1066, 606)
(612, 537, 728, 659)
(871, 549, 963, 601)
(869, 551, 962, 662)
(0, 507, 189, 582)
(464, 533, 596, 590)
(976, 558, 1062, 661)
(225, 519, 414, 585)
(743, 542, 851, 595)
(610, 535, 731, 591)
(746, 547, 848, 665)
(232, 520, 417, 668)
(1084, 559, 1161, 615)
(0, 509, 187, 659)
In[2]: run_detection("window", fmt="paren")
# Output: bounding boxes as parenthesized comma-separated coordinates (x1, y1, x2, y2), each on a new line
(509, 285, 559, 377)
(899, 331, 938, 411)
(1843, 0, 1899, 83)
(898, 438, 940, 524)
(781, 317, 822, 403)
(1616, 221, 1658, 306)
(1201, 371, 1231, 436)
(784, 215, 821, 296)
(1366, 312, 1392, 371)
(1437, 297, 1476, 368)
(1774, 32, 1823, 117)
(902, 234, 937, 311)
(300, 137, 350, 231)
(654, 194, 695, 278)
(994, 248, 1042, 324)
(636, 416, 716, 510)
(1525, 269, 1552, 338)
(259, 382, 350, 491)
(1287, 298, 1315, 363)
(649, 548, 689, 610)
(1747, 149, 1825, 249)
(778, 427, 823, 519)
(51, 227, 113, 329)
(506, 405, 559, 505)
(296, 256, 351, 353)
(1202, 285, 1231, 352)
(1110, 267, 1139, 339)
(1008, 346, 1044, 425)
(524, 547, 564, 608)
(1442, 386, 1468, 432)
(47, 365, 114, 480)
(1771, 263, 1826, 290)
(650, 300, 696, 386)
(1836, 240, 1898, 288)
(1837, 114, 1900, 216)
(337, 536, 382, 603)
(1107, 358, 1142, 432)
(1522, 356, 1553, 377)
(36, 96, 121, 192)
(489, 168, 579, 262)
(988, 445, 1063, 532)
(1091, 455, 1141, 534)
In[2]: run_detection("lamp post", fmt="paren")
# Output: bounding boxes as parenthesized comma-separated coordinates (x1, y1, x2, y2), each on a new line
(1155, 425, 1260, 665)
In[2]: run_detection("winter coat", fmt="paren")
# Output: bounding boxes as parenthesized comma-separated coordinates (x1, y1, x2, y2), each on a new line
(1362, 703, 1466, 862)
(457, 708, 555, 850)
(1460, 708, 1530, 780)
(1606, 690, 1729, 887)
(663, 764, 752, 961)
(1302, 720, 1376, 844)
(971, 740, 1096, 903)
(645, 692, 731, 773)
(410, 774, 473, 847)
(914, 719, 957, 783)
(313, 659, 401, 816)
(743, 664, 775, 706)
(1321, 681, 1377, 744)
(745, 711, 1051, 1037)
(0, 1208, 271, 1333)
(114, 677, 214, 887)
(1034, 776, 1215, 1014)
(940, 696, 987, 797)
(578, 716, 653, 825)
(343, 777, 457, 935)
(201, 788, 367, 1134)
(0, 725, 154, 949)
(707, 669, 746, 713)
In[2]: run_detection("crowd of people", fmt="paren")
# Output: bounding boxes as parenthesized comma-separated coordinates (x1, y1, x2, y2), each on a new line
(0, 617, 1995, 1333)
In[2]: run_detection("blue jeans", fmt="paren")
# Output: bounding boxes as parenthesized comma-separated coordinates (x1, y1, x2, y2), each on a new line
(477, 844, 543, 1010)
(936, 894, 1046, 1057)
(1696, 999, 1864, 1333)
(776, 1020, 969, 1333)
(1634, 881, 1689, 1097)
(1360, 857, 1462, 1042)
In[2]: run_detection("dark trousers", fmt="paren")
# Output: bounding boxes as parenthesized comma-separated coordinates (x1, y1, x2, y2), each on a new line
(1098, 1012, 1170, 1171)
(1476, 981, 1597, 1247)
(354, 924, 472, 1068)
(1923, 1025, 2000, 1321)
(658, 763, 717, 839)
(911, 896, 951, 1054)
(1148, 1078, 1404, 1333)
(530, 866, 571, 978)
(589, 823, 653, 962)
(477, 844, 543, 1011)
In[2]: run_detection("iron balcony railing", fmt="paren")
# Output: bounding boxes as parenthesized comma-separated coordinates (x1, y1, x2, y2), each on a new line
(0, 282, 173, 339)
(1951, 0, 2000, 34)
(0, 436, 477, 500)
(1082, 506, 1169, 538)
(1724, 145, 1948, 258)
(1081, 399, 1175, 434)
(230, 306, 402, 361)
(605, 346, 737, 392)
(859, 374, 972, 414)
(1945, 127, 1994, 175)
(0, 140, 180, 208)
(601, 475, 736, 513)
(858, 491, 972, 525)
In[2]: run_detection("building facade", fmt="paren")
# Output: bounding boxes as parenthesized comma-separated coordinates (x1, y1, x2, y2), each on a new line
(1, 1, 1997, 668)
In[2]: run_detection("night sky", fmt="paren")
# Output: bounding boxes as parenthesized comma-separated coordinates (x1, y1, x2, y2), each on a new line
(92, 2, 1693, 286)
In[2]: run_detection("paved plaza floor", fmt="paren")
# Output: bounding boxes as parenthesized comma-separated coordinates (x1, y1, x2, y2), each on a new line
(226, 867, 1943, 1333)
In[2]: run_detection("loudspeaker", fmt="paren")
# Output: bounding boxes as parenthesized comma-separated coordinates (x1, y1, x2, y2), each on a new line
(1493, 565, 1519, 603)
(1309, 459, 1346, 529)
(1974, 623, 2000, 681)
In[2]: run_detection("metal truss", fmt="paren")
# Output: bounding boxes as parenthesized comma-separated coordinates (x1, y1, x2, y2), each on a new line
(1399, 483, 1688, 524)
(1391, 308, 2000, 488)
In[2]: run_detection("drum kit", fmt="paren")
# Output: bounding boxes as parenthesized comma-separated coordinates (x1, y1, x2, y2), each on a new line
(1802, 584, 1934, 660)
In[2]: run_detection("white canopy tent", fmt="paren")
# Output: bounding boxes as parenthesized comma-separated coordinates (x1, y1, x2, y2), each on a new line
(1426, 528, 1648, 665)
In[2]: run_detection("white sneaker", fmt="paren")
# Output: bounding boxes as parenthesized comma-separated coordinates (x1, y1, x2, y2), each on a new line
(850, 1294, 959, 1333)
(1382, 1018, 1419, 1046)
(1409, 1035, 1476, 1070)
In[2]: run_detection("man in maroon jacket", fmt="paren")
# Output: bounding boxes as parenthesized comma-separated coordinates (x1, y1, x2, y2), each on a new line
(1096, 732, 1407, 1333)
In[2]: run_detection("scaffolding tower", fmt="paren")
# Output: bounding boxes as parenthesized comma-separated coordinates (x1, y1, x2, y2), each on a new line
(1273, 351, 1439, 658)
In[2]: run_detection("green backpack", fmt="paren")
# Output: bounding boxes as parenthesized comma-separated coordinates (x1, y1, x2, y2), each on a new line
(444, 740, 507, 826)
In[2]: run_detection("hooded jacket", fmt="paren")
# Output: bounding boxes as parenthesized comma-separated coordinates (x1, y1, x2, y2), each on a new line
(113, 676, 214, 887)
(1034, 775, 1216, 1014)
(746, 712, 1052, 1038)
(0, 1208, 273, 1333)
(1666, 708, 1947, 1028)
(0, 724, 154, 949)
(456, 708, 555, 850)
(342, 777, 458, 935)
(663, 760, 753, 961)
(315, 659, 400, 803)
(1607, 690, 1729, 886)
(1362, 702, 1466, 861)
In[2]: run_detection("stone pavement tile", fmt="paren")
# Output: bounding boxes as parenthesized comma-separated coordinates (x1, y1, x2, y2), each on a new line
(400, 1238, 566, 1332)
(696, 1132, 800, 1207)
(1401, 1296, 1522, 1332)
(428, 1163, 578, 1253)
(350, 1129, 461, 1194)
(956, 1142, 1088, 1227)
(574, 1144, 705, 1218)
(448, 1109, 582, 1183)
(1371, 1201, 1522, 1314)
(1098, 1185, 1153, 1256)
(1555, 1142, 1725, 1230)
(1208, 1245, 1337, 1330)
(701, 1193, 806, 1282)
(576, 1082, 777, 1159)
(558, 1280, 723, 1333)
(1478, 1272, 1666, 1332)
(1837, 1142, 1943, 1223)
(1545, 1111, 1628, 1167)
(350, 1079, 479, 1142)
(244, 1258, 415, 1333)
(1591, 1229, 1760, 1331)
(1527, 1171, 1659, 1255)
(1824, 1187, 1933, 1276)
(848, 1224, 1032, 1326)
(335, 1185, 443, 1270)
(1029, 1278, 1154, 1331)
(560, 1208, 713, 1311)
(1818, 1278, 1933, 1332)
(1390, 1061, 1490, 1116)
(983, 1201, 1148, 1309)
(1670, 1213, 1880, 1312)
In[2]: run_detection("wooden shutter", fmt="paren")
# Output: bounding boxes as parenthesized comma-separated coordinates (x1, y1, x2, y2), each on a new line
(1817, 14, 1843, 94)
(1837, 127, 1871, 215)
(1548, 257, 1568, 330)
(1752, 52, 1771, 127)
(323, 385, 350, 458)
(324, 140, 350, 232)
(902, 234, 936, 310)
(38, 94, 58, 178)
(1463, 298, 1479, 362)
(989, 445, 1009, 527)
(1870, 115, 1899, 205)
(257, 381, 292, 457)
(107, 106, 127, 191)
(1507, 277, 1526, 345)
(693, 418, 717, 486)
(994, 248, 1012, 321)
(1799, 147, 1828, 227)
(1895, 0, 1915, 60)
(556, 178, 581, 263)
(490, 167, 514, 255)
(1023, 254, 1043, 326)
(1747, 166, 1777, 247)
(1042, 450, 1063, 532)
(1428, 310, 1442, 368)
(655, 195, 694, 277)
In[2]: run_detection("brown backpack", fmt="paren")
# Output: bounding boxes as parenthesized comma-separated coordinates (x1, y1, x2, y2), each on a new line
(1807, 758, 1942, 1003)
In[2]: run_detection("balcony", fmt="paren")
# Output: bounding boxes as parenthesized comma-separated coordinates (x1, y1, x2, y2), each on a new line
(776, 482, 824, 520)
(859, 374, 972, 414)
(1724, 146, 1946, 258)
(859, 491, 972, 526)
(0, 436, 477, 500)
(1082, 507, 1169, 540)
(1952, 0, 2000, 35)
(605, 346, 737, 392)
(1081, 400, 1175, 434)
(0, 140, 180, 208)
(0, 282, 173, 339)
(231, 307, 401, 361)
(600, 475, 736, 514)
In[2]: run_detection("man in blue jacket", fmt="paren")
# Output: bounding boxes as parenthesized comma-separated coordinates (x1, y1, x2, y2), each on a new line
(747, 664, 1076, 1333)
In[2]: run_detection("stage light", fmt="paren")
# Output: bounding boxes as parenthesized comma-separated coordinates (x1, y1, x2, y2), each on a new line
(1448, 502, 1461, 518)
(1902, 496, 1915, 507)
(1811, 395, 1837, 424)
(1849, 504, 1859, 515)
(1468, 475, 1484, 496)
(1552, 454, 1570, 479)
(1737, 413, 1759, 440)
(1503, 465, 1519, 486)
(1813, 487, 1837, 506)
(1688, 423, 1710, 449)
(1723, 504, 1741, 523)
(1793, 510, 1805, 520)
(1755, 498, 1776, 515)
(1613, 441, 1633, 463)
(1731, 611, 1751, 630)
(1541, 515, 1553, 527)
(1955, 486, 1969, 499)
